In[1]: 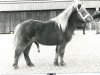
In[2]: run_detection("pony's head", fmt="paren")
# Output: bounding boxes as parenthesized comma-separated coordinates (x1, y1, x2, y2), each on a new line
(77, 3, 93, 23)
(51, 2, 93, 32)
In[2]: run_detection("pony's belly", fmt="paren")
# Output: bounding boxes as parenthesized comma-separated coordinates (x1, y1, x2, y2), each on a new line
(37, 41, 58, 45)
(35, 38, 59, 45)
(34, 35, 63, 45)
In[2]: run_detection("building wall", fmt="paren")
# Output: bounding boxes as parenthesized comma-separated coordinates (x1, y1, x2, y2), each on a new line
(0, 0, 99, 33)
(0, 10, 63, 33)
(0, 8, 97, 33)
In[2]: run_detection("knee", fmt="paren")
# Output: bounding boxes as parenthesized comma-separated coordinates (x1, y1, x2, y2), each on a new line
(59, 50, 64, 57)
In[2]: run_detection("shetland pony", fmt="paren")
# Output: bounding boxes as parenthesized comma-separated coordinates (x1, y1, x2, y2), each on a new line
(92, 11, 100, 34)
(92, 11, 100, 20)
(13, 3, 93, 69)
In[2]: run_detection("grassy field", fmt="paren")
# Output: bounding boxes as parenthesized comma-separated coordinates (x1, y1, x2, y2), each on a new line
(0, 30, 100, 74)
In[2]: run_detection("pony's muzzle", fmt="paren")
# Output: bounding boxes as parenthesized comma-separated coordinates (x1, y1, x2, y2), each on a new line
(85, 15, 93, 23)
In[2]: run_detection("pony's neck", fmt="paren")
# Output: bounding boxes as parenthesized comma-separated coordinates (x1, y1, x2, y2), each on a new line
(51, 5, 74, 32)
(66, 8, 78, 33)
(57, 6, 74, 31)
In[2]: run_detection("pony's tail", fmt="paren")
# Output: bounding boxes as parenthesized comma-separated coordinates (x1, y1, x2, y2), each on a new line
(13, 24, 21, 50)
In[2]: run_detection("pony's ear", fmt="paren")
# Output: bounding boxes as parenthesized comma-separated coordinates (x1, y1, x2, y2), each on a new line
(78, 4, 81, 9)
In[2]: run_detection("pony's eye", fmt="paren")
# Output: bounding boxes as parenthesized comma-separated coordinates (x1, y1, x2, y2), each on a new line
(78, 4, 81, 9)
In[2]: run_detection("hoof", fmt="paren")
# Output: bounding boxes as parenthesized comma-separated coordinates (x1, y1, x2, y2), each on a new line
(60, 61, 66, 66)
(13, 63, 19, 70)
(13, 65, 19, 70)
(54, 62, 59, 66)
(83, 33, 85, 35)
(27, 63, 34, 67)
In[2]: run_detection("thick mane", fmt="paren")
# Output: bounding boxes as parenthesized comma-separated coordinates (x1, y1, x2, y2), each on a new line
(51, 3, 78, 32)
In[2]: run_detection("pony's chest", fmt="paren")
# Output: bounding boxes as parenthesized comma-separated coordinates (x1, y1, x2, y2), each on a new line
(63, 30, 73, 42)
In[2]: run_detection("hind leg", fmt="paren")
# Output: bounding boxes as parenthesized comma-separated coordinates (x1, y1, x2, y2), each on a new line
(13, 44, 26, 69)
(23, 42, 34, 67)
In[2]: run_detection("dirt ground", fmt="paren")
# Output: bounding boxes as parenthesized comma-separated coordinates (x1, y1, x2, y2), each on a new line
(0, 30, 100, 75)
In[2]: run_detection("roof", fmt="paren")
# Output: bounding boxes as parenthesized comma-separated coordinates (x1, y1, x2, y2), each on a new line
(0, 0, 100, 11)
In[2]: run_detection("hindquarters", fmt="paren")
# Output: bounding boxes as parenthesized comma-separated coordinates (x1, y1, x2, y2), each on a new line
(14, 21, 33, 50)
(13, 19, 39, 69)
